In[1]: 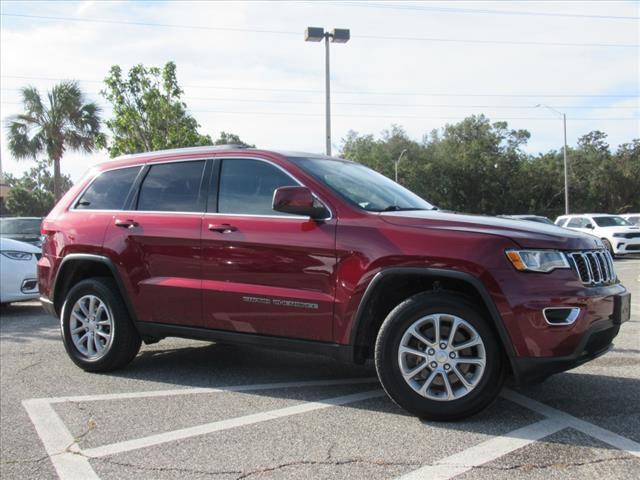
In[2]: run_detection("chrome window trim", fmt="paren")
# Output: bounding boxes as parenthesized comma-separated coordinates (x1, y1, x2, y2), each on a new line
(69, 155, 334, 221)
(215, 156, 333, 221)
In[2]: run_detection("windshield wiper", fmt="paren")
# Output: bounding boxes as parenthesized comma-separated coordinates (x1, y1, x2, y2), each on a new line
(380, 206, 430, 212)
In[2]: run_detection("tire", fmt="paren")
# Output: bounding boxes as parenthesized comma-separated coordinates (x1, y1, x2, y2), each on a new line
(602, 239, 614, 257)
(61, 277, 141, 372)
(375, 291, 505, 421)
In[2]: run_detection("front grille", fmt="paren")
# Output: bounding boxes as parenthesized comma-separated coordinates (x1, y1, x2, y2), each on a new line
(568, 250, 616, 286)
(627, 245, 640, 251)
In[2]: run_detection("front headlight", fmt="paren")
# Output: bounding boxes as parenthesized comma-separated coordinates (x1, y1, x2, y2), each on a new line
(612, 233, 626, 238)
(0, 251, 33, 261)
(506, 249, 570, 272)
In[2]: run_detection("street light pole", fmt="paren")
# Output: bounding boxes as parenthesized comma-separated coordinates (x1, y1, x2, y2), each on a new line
(536, 104, 570, 215)
(305, 27, 350, 156)
(396, 149, 407, 183)
(325, 34, 331, 156)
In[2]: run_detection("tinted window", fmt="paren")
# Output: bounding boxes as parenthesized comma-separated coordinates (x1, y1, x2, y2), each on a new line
(137, 161, 205, 212)
(76, 167, 140, 210)
(592, 216, 632, 227)
(218, 159, 297, 215)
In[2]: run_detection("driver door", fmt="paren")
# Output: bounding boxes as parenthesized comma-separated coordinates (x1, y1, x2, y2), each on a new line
(200, 158, 337, 342)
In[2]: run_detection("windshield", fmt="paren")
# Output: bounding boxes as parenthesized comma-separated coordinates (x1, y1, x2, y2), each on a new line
(0, 218, 41, 235)
(592, 216, 633, 227)
(291, 157, 434, 212)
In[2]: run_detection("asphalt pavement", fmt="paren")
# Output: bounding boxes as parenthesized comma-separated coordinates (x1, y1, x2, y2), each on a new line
(1, 258, 638, 479)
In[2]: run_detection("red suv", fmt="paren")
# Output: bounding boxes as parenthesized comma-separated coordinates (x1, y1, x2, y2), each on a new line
(38, 146, 631, 420)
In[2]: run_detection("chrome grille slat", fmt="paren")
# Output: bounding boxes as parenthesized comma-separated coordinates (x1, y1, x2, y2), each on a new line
(568, 250, 617, 286)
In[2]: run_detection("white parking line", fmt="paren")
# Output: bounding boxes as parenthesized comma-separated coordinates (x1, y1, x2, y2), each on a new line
(503, 389, 640, 458)
(398, 418, 563, 480)
(397, 388, 640, 479)
(23, 378, 381, 480)
(23, 399, 99, 480)
(83, 389, 385, 458)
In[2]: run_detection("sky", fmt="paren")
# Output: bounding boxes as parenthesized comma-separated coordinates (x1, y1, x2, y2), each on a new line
(0, 0, 638, 181)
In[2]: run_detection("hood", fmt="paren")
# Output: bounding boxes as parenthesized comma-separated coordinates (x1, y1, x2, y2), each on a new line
(0, 237, 42, 254)
(380, 210, 603, 250)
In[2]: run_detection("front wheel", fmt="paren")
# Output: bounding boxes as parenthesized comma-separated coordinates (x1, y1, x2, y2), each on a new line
(602, 239, 615, 257)
(61, 277, 141, 372)
(375, 292, 505, 420)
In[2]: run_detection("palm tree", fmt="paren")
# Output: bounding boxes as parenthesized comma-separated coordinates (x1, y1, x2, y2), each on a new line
(6, 81, 103, 200)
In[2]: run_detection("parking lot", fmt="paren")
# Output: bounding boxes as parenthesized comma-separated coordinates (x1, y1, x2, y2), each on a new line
(1, 258, 638, 480)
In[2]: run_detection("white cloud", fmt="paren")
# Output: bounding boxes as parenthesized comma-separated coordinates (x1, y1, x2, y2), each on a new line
(1, 0, 638, 181)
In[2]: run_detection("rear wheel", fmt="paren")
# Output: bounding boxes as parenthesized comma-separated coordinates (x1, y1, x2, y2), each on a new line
(375, 292, 505, 420)
(61, 277, 141, 372)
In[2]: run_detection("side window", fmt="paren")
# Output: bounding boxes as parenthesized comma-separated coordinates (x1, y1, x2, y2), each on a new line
(75, 167, 140, 210)
(218, 159, 298, 215)
(137, 161, 205, 212)
(567, 218, 584, 228)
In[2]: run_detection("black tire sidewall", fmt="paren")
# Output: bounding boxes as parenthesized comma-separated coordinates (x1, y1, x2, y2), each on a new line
(61, 278, 137, 372)
(375, 292, 505, 420)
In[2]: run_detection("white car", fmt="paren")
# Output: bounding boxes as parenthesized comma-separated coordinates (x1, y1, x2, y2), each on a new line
(0, 237, 40, 304)
(621, 213, 640, 226)
(555, 214, 640, 256)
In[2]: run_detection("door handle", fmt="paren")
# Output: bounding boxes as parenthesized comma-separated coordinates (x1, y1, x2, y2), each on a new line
(114, 218, 138, 229)
(208, 223, 237, 233)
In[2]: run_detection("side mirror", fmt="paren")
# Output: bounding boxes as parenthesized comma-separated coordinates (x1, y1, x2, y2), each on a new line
(272, 186, 329, 219)
(586, 224, 594, 229)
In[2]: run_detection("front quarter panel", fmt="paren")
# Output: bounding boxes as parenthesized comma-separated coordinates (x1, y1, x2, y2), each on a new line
(334, 215, 519, 345)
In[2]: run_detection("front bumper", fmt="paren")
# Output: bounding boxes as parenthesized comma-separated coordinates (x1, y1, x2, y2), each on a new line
(511, 319, 620, 383)
(612, 237, 640, 254)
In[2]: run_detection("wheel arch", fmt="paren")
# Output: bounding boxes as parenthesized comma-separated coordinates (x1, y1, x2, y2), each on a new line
(52, 254, 138, 323)
(349, 267, 517, 374)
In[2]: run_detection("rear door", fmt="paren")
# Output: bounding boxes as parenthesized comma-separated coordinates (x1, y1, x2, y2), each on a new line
(200, 157, 337, 342)
(102, 159, 210, 327)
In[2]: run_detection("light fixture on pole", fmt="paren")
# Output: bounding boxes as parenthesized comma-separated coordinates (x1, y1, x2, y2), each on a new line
(536, 104, 570, 215)
(305, 27, 350, 156)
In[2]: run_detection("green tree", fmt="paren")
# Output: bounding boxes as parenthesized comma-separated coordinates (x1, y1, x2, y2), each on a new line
(4, 160, 73, 216)
(5, 81, 102, 200)
(214, 131, 254, 147)
(101, 62, 213, 157)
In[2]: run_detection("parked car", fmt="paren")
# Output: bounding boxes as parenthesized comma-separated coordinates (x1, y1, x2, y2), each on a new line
(38, 146, 630, 420)
(0, 237, 41, 305)
(0, 217, 43, 247)
(555, 214, 640, 256)
(621, 214, 640, 226)
(500, 215, 554, 225)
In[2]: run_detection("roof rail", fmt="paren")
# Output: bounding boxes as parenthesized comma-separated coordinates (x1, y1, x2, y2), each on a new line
(113, 144, 252, 161)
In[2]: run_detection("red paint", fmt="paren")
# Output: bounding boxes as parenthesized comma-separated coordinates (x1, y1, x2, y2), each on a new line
(39, 147, 627, 364)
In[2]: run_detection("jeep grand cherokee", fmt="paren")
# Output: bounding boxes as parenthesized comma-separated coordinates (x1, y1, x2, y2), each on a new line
(38, 146, 631, 420)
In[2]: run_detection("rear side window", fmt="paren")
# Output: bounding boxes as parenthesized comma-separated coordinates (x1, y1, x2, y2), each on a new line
(218, 159, 297, 215)
(567, 217, 591, 228)
(137, 161, 205, 212)
(76, 167, 140, 210)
